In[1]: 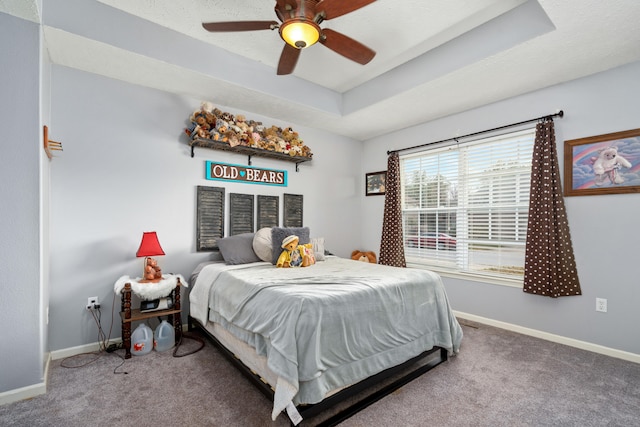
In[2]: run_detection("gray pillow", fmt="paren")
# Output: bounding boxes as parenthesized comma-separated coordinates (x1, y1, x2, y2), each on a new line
(271, 227, 310, 265)
(217, 233, 261, 265)
(209, 250, 224, 262)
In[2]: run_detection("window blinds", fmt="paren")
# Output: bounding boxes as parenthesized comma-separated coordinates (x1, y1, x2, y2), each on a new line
(401, 129, 535, 279)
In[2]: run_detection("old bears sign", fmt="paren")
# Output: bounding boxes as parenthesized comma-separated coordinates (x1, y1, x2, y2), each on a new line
(205, 161, 287, 187)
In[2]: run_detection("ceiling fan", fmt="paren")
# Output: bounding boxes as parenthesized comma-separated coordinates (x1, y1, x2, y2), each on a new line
(202, 0, 377, 75)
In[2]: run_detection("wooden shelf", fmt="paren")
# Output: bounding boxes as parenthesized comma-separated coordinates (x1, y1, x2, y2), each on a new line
(189, 138, 312, 171)
(120, 308, 181, 323)
(119, 279, 182, 359)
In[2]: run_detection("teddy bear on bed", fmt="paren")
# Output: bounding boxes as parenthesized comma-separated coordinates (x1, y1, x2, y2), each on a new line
(351, 250, 377, 263)
(277, 235, 315, 268)
(591, 146, 632, 186)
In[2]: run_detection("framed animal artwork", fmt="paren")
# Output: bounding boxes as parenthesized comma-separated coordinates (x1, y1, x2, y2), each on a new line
(564, 128, 640, 196)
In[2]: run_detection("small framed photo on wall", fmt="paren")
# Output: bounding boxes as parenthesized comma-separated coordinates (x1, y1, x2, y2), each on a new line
(564, 128, 640, 196)
(366, 171, 387, 196)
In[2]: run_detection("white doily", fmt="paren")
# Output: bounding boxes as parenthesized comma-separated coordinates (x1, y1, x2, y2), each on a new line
(113, 274, 187, 301)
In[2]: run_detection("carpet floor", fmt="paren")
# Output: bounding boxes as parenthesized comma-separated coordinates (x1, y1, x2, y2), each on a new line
(1, 320, 639, 426)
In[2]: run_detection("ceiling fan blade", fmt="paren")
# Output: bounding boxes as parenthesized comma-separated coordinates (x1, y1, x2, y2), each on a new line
(277, 43, 301, 75)
(202, 20, 278, 32)
(316, 0, 377, 20)
(320, 28, 375, 65)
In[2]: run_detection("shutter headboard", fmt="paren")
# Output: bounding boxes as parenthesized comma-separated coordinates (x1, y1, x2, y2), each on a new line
(283, 193, 303, 227)
(196, 186, 225, 251)
(257, 195, 279, 229)
(229, 193, 255, 236)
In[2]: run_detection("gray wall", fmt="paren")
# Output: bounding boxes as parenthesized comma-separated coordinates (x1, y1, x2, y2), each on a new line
(3, 3, 640, 399)
(0, 12, 44, 393)
(47, 66, 363, 351)
(362, 60, 640, 355)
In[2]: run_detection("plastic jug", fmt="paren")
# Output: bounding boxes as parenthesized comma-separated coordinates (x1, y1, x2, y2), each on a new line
(130, 323, 153, 356)
(154, 320, 175, 352)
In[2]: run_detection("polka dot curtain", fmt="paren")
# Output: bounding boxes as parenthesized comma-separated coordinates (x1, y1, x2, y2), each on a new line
(379, 152, 406, 267)
(523, 119, 581, 297)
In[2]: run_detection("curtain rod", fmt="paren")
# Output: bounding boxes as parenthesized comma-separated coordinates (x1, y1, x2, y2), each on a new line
(387, 110, 564, 155)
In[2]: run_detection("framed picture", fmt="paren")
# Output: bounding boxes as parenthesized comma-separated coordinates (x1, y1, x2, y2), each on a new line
(366, 171, 387, 196)
(564, 128, 640, 197)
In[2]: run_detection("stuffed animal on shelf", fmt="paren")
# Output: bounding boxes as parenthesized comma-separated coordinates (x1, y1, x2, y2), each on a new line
(277, 235, 315, 268)
(235, 114, 251, 133)
(184, 102, 313, 158)
(351, 250, 377, 264)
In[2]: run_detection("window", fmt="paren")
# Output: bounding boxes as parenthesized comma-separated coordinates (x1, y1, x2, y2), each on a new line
(401, 129, 535, 282)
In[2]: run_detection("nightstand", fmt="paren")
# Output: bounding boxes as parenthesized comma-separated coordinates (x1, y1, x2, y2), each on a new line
(119, 276, 182, 359)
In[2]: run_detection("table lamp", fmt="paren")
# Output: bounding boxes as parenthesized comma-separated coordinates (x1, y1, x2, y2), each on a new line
(136, 231, 165, 283)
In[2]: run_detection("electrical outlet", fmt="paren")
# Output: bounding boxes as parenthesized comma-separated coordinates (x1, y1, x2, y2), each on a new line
(87, 296, 99, 310)
(596, 298, 607, 313)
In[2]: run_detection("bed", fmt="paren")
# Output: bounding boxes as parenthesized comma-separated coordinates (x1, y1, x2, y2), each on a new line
(188, 228, 463, 425)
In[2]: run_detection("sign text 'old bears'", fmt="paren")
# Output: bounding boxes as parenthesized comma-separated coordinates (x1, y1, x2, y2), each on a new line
(206, 161, 287, 187)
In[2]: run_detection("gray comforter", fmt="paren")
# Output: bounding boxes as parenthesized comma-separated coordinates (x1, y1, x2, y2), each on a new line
(195, 256, 463, 419)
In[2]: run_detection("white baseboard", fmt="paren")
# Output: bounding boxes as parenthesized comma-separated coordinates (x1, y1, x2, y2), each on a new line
(0, 353, 51, 406)
(454, 311, 640, 364)
(0, 382, 46, 406)
(0, 377, 46, 407)
(50, 338, 122, 360)
(2, 324, 191, 405)
(50, 323, 190, 360)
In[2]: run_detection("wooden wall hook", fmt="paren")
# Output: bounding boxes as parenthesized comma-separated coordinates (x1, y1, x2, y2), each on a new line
(43, 125, 63, 159)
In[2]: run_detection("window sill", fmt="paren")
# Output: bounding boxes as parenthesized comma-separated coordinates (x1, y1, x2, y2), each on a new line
(405, 262, 524, 289)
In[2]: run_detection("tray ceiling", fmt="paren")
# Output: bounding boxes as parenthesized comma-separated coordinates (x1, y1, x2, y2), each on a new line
(3, 0, 640, 140)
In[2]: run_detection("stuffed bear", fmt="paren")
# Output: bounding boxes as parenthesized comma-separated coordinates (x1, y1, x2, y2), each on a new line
(301, 144, 312, 158)
(215, 118, 229, 133)
(251, 132, 262, 147)
(225, 131, 240, 147)
(592, 146, 632, 185)
(351, 250, 377, 263)
(200, 101, 214, 114)
(235, 114, 251, 133)
(190, 125, 210, 140)
(204, 112, 217, 128)
(220, 111, 235, 123)
(209, 127, 223, 141)
(238, 132, 251, 147)
(143, 257, 162, 281)
(282, 126, 298, 142)
(193, 114, 210, 132)
(277, 235, 315, 268)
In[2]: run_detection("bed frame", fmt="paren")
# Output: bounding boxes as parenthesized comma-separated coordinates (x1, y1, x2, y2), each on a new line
(189, 316, 448, 426)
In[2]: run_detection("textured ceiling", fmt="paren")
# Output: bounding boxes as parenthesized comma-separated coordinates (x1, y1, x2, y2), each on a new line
(4, 0, 640, 140)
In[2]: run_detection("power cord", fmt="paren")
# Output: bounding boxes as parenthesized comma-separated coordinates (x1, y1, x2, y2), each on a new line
(172, 330, 205, 358)
(62, 290, 203, 372)
(61, 293, 127, 374)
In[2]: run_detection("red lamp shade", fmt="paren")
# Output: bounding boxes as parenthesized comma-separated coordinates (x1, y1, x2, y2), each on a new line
(136, 232, 165, 258)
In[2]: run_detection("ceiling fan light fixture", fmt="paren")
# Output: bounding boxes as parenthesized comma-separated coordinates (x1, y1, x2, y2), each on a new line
(280, 20, 320, 49)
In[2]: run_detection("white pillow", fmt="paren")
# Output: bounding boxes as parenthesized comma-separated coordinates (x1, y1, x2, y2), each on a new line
(252, 227, 273, 263)
(311, 237, 325, 261)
